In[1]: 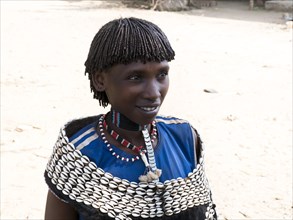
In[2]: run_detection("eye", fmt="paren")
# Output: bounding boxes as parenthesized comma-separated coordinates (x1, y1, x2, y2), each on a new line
(157, 71, 168, 79)
(127, 74, 141, 81)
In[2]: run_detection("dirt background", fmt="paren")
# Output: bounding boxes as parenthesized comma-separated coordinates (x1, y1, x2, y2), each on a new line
(1, 1, 292, 219)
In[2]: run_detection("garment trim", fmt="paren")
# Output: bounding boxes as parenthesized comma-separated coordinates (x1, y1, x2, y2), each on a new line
(76, 132, 99, 151)
(71, 127, 96, 145)
(155, 117, 188, 125)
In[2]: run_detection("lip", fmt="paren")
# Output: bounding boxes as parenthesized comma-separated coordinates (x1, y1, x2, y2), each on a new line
(136, 105, 160, 115)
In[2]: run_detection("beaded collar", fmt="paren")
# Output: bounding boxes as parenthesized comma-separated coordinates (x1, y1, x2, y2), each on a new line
(98, 114, 144, 162)
(99, 113, 161, 182)
(104, 117, 157, 153)
(108, 109, 143, 131)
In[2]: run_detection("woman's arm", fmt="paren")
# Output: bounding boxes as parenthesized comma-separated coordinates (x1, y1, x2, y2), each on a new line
(45, 190, 78, 220)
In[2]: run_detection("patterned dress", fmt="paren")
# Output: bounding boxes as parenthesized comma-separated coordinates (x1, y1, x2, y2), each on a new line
(44, 115, 217, 220)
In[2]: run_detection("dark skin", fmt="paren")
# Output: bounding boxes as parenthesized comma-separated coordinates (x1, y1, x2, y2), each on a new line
(93, 60, 170, 154)
(45, 190, 78, 220)
(45, 61, 170, 218)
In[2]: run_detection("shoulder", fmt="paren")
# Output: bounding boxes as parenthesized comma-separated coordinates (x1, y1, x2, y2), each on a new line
(155, 115, 199, 136)
(156, 114, 203, 153)
(61, 115, 100, 138)
(155, 114, 199, 144)
(56, 115, 102, 150)
(155, 115, 201, 136)
(155, 115, 190, 125)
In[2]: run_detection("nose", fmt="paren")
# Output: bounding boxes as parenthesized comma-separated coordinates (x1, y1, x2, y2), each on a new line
(143, 80, 161, 101)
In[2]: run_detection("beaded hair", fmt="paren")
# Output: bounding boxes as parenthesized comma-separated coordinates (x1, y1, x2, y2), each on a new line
(84, 17, 175, 107)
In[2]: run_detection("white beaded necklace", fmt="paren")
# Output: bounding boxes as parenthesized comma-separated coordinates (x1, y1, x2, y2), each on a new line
(98, 114, 161, 182)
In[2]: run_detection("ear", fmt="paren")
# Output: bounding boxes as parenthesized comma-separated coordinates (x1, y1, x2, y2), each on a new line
(92, 72, 106, 92)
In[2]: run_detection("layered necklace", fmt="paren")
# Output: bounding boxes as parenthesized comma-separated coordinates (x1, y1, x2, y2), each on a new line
(98, 109, 161, 182)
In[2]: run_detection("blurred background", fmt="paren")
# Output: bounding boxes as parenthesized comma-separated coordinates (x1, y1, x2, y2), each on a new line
(1, 1, 292, 219)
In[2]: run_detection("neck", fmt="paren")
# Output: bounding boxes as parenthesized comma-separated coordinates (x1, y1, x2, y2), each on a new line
(108, 109, 144, 131)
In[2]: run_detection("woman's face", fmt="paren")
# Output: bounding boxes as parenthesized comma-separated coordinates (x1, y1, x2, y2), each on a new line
(95, 61, 170, 125)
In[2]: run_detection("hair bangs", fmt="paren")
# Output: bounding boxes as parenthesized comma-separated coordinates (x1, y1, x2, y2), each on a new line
(84, 17, 175, 107)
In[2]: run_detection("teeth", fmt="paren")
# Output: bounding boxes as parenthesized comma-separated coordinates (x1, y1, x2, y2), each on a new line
(140, 107, 157, 111)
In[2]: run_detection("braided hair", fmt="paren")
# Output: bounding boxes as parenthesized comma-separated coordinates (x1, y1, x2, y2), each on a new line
(84, 17, 175, 107)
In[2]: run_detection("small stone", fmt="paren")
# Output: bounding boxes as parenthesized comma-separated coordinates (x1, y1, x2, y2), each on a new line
(203, 89, 218, 93)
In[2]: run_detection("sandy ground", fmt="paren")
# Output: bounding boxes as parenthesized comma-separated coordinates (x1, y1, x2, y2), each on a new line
(1, 0, 292, 219)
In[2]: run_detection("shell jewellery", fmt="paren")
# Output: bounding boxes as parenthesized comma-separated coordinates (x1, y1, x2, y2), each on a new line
(45, 122, 217, 220)
(100, 114, 161, 183)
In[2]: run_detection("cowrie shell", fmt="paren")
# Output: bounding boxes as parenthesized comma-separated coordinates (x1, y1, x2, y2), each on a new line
(67, 161, 75, 170)
(56, 184, 63, 190)
(61, 154, 68, 163)
(91, 171, 100, 179)
(73, 150, 82, 158)
(92, 201, 100, 209)
(156, 210, 164, 217)
(181, 204, 188, 211)
(77, 177, 85, 185)
(47, 171, 53, 178)
(132, 210, 140, 217)
(83, 166, 92, 174)
(113, 176, 122, 184)
(76, 196, 83, 203)
(75, 167, 83, 176)
(75, 160, 84, 169)
(174, 207, 181, 214)
(69, 193, 76, 200)
(62, 188, 70, 195)
(121, 179, 130, 186)
(81, 156, 90, 164)
(96, 168, 105, 176)
(72, 188, 80, 195)
(67, 152, 75, 161)
(165, 209, 173, 216)
(88, 162, 97, 170)
(85, 181, 94, 188)
(77, 183, 85, 191)
(109, 181, 118, 189)
(138, 182, 147, 188)
(62, 146, 68, 154)
(100, 206, 108, 214)
(108, 210, 116, 218)
(118, 184, 127, 192)
(100, 176, 109, 185)
(60, 172, 69, 180)
(66, 143, 75, 152)
(58, 178, 65, 185)
(123, 208, 132, 215)
(141, 212, 149, 218)
(84, 198, 92, 206)
(69, 171, 78, 179)
(57, 160, 65, 167)
(130, 182, 138, 188)
(82, 173, 91, 181)
(104, 172, 113, 180)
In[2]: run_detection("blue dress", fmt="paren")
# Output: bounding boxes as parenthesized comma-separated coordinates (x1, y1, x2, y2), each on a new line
(69, 115, 197, 183)
(44, 115, 217, 220)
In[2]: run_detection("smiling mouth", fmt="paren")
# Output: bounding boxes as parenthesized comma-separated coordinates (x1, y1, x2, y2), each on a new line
(139, 106, 159, 112)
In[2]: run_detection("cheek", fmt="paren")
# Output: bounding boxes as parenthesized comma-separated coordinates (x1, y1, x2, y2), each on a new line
(106, 86, 133, 105)
(161, 81, 169, 97)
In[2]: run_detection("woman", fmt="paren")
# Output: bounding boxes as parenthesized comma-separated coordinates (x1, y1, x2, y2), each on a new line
(44, 17, 217, 220)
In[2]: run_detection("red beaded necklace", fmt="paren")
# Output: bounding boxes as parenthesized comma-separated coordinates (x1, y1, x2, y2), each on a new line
(98, 114, 157, 162)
